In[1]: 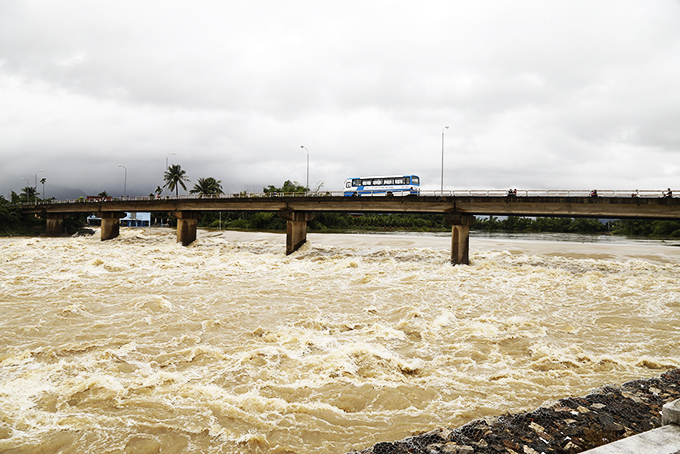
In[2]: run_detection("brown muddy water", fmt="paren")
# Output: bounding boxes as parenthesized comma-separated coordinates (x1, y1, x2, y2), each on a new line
(1, 229, 679, 453)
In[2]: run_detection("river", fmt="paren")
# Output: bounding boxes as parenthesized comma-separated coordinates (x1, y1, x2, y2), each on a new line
(1, 229, 679, 453)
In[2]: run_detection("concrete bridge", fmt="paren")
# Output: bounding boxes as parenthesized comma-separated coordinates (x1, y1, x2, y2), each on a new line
(17, 189, 680, 265)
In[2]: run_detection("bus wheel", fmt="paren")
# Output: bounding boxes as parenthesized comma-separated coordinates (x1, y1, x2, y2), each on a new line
(386, 192, 394, 197)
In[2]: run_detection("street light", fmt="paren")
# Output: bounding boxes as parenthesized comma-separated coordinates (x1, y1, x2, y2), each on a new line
(164, 153, 175, 195)
(34, 169, 44, 203)
(441, 126, 449, 195)
(165, 152, 175, 170)
(301, 146, 309, 192)
(163, 153, 175, 195)
(119, 164, 127, 198)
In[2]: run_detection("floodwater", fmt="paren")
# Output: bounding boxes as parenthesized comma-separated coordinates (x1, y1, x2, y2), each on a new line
(1, 229, 679, 453)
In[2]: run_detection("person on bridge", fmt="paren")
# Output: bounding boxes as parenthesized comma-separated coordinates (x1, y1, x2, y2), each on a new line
(664, 188, 673, 198)
(590, 189, 598, 197)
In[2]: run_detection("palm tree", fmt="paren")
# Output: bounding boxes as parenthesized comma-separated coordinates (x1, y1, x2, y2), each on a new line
(40, 178, 46, 200)
(163, 164, 190, 197)
(20, 186, 37, 203)
(190, 177, 223, 197)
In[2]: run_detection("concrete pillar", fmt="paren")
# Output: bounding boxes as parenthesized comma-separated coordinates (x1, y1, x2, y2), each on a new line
(171, 211, 202, 246)
(445, 213, 475, 265)
(279, 211, 315, 255)
(45, 213, 70, 237)
(99, 212, 127, 241)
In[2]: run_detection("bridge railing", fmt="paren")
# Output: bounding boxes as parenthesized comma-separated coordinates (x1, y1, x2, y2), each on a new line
(9, 189, 672, 207)
(427, 189, 666, 198)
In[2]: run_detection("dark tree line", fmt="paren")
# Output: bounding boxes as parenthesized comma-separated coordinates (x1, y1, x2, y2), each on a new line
(474, 216, 608, 234)
(610, 219, 680, 237)
(0, 195, 86, 236)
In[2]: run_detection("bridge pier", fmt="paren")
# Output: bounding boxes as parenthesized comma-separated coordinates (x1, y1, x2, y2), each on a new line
(45, 213, 70, 237)
(279, 211, 315, 255)
(445, 213, 476, 265)
(171, 211, 202, 246)
(99, 212, 127, 241)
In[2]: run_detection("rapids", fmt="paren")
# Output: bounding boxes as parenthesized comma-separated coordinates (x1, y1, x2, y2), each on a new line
(0, 228, 679, 453)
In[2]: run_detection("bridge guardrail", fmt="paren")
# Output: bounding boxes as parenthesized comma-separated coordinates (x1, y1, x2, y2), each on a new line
(9, 189, 673, 207)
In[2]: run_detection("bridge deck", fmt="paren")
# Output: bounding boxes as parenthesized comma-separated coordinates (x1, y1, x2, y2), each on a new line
(19, 195, 680, 220)
(14, 193, 680, 264)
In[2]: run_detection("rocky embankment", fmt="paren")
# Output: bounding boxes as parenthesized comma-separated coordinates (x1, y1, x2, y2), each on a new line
(351, 368, 680, 454)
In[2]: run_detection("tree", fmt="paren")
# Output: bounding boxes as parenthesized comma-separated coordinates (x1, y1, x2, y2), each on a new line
(0, 195, 21, 232)
(190, 177, 223, 196)
(20, 186, 38, 203)
(611, 219, 654, 236)
(98, 191, 110, 198)
(163, 164, 190, 197)
(263, 180, 307, 194)
(40, 178, 46, 200)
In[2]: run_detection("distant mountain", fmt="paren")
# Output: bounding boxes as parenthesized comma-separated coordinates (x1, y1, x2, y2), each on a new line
(40, 185, 88, 201)
(1, 170, 88, 201)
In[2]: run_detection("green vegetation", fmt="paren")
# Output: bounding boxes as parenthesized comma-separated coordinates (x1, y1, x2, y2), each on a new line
(474, 216, 608, 234)
(197, 212, 614, 235)
(62, 213, 89, 235)
(0, 195, 29, 235)
(190, 177, 223, 196)
(263, 180, 308, 194)
(609, 219, 680, 238)
(1, 191, 87, 236)
(16, 186, 39, 203)
(163, 164, 190, 197)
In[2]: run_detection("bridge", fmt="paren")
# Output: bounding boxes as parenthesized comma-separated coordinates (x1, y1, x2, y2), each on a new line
(16, 189, 680, 265)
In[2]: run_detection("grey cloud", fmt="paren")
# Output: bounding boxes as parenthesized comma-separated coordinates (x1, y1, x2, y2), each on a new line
(2, 0, 680, 200)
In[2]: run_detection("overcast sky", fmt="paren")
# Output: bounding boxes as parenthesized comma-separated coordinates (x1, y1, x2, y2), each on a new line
(1, 1, 680, 199)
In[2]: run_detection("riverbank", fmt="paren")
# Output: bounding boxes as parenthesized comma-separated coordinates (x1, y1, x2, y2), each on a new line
(351, 368, 680, 453)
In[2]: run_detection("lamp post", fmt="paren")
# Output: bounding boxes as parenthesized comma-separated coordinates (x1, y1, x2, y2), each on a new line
(34, 169, 44, 203)
(119, 165, 127, 198)
(301, 146, 309, 192)
(441, 126, 449, 195)
(164, 152, 175, 195)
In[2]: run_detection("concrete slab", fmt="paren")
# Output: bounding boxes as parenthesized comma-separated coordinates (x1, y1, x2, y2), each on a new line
(583, 399, 680, 454)
(581, 424, 680, 453)
(664, 399, 680, 426)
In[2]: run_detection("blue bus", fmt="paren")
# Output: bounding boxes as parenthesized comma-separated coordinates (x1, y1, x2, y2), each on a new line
(343, 175, 420, 196)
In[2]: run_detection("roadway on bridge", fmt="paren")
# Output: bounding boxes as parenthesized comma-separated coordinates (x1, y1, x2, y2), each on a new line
(19, 191, 680, 220)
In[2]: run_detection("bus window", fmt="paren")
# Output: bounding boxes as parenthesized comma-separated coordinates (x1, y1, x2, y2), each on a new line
(383, 179, 394, 185)
(352, 179, 360, 187)
(411, 176, 420, 185)
(346, 181, 351, 188)
(372, 179, 383, 185)
(394, 178, 405, 185)
(361, 179, 372, 186)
